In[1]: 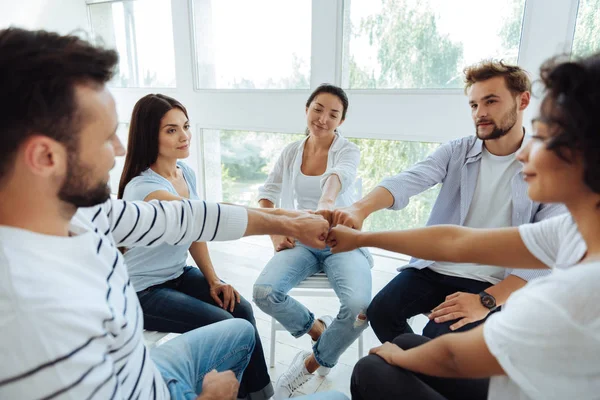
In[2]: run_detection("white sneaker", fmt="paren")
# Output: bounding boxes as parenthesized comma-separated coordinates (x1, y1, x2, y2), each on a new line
(274, 350, 312, 399)
(311, 315, 334, 377)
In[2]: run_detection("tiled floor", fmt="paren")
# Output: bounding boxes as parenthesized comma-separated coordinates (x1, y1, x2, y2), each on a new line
(201, 236, 429, 398)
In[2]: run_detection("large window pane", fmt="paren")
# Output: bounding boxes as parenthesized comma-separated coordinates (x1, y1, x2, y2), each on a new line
(572, 0, 600, 57)
(202, 130, 304, 203)
(202, 129, 441, 231)
(348, 138, 441, 231)
(192, 0, 311, 89)
(88, 0, 176, 88)
(343, 0, 526, 89)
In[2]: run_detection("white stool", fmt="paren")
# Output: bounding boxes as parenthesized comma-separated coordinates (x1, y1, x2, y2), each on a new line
(143, 330, 171, 349)
(269, 272, 364, 368)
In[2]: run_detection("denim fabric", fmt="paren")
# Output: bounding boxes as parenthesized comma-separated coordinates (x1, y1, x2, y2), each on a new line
(253, 243, 373, 368)
(151, 319, 254, 400)
(367, 268, 498, 343)
(138, 266, 272, 399)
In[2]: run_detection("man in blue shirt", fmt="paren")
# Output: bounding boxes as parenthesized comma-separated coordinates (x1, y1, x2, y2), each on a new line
(330, 61, 566, 341)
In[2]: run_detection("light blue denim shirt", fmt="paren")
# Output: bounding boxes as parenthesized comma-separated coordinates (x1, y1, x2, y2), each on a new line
(122, 161, 199, 291)
(378, 135, 567, 281)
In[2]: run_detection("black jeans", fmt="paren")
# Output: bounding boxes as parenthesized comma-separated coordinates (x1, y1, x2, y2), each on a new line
(137, 266, 272, 400)
(351, 334, 489, 400)
(368, 268, 497, 342)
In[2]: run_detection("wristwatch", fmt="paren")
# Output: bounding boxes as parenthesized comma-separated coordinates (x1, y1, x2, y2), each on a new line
(478, 290, 497, 311)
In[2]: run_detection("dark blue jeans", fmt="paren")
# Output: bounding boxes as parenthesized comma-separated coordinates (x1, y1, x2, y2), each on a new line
(368, 268, 497, 343)
(137, 266, 272, 400)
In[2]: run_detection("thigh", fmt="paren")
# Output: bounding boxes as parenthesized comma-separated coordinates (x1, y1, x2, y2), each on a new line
(151, 319, 255, 398)
(174, 266, 216, 304)
(368, 268, 450, 319)
(255, 244, 321, 293)
(391, 334, 489, 400)
(138, 286, 234, 333)
(322, 250, 372, 307)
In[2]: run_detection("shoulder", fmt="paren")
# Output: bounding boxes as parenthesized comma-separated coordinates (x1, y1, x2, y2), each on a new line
(123, 170, 170, 200)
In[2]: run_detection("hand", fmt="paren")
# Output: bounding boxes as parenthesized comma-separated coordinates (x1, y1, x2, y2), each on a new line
(326, 225, 363, 253)
(196, 370, 239, 400)
(289, 213, 330, 249)
(313, 209, 333, 226)
(270, 235, 296, 252)
(369, 342, 403, 365)
(209, 281, 241, 312)
(331, 206, 365, 230)
(429, 292, 490, 331)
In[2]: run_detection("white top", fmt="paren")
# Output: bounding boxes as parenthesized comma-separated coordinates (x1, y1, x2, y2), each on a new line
(294, 171, 323, 211)
(430, 147, 522, 283)
(485, 213, 594, 400)
(519, 213, 586, 269)
(0, 199, 247, 399)
(258, 132, 361, 210)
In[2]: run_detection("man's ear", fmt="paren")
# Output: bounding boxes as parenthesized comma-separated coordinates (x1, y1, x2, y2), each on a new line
(518, 91, 531, 111)
(22, 135, 68, 178)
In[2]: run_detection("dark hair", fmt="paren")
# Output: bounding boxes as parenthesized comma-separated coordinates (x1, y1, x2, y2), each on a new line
(538, 53, 600, 195)
(464, 60, 531, 96)
(117, 94, 189, 198)
(0, 28, 118, 184)
(305, 84, 349, 120)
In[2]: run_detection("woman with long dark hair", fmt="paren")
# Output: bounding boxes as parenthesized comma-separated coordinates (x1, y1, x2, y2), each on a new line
(329, 53, 600, 399)
(118, 94, 273, 400)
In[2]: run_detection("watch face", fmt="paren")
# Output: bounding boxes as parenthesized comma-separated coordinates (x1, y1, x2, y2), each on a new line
(481, 294, 496, 309)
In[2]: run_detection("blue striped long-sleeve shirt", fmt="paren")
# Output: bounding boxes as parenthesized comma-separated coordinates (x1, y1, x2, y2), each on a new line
(378, 135, 567, 282)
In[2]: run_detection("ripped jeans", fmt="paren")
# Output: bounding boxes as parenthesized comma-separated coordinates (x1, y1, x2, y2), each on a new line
(253, 243, 373, 368)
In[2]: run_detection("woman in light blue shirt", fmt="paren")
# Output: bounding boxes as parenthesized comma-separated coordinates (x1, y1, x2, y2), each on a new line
(118, 94, 272, 400)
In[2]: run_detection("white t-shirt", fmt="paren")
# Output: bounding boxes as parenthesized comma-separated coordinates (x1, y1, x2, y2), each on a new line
(485, 214, 596, 400)
(0, 199, 247, 399)
(294, 171, 323, 211)
(431, 147, 522, 283)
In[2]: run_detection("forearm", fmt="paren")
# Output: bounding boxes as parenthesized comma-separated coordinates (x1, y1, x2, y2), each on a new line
(390, 326, 502, 378)
(189, 242, 219, 284)
(258, 199, 274, 209)
(244, 208, 297, 238)
(317, 175, 341, 210)
(484, 274, 526, 306)
(351, 186, 395, 220)
(358, 225, 466, 261)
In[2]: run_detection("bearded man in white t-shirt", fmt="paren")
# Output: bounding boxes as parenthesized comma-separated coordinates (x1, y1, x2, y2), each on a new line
(329, 60, 567, 341)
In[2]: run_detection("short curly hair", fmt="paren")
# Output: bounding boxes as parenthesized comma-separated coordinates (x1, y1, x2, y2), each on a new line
(538, 53, 600, 195)
(464, 60, 531, 95)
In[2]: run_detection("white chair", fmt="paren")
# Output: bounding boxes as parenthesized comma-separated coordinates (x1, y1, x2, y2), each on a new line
(143, 330, 171, 349)
(269, 272, 365, 368)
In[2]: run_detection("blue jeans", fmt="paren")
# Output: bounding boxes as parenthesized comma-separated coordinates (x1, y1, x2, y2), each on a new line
(253, 243, 373, 368)
(151, 319, 254, 399)
(367, 268, 497, 343)
(138, 266, 272, 399)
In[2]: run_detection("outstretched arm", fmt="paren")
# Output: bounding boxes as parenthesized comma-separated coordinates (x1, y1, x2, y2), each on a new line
(327, 224, 548, 270)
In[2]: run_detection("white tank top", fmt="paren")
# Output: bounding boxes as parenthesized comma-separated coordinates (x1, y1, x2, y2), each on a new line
(294, 171, 323, 211)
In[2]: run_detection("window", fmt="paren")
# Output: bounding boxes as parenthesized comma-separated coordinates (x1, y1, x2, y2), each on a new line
(202, 130, 304, 204)
(191, 0, 311, 89)
(348, 138, 441, 231)
(572, 0, 600, 57)
(342, 0, 526, 89)
(88, 0, 176, 88)
(202, 129, 440, 231)
(108, 123, 130, 195)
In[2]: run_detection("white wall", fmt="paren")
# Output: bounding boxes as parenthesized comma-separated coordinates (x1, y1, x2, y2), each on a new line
(0, 0, 88, 34)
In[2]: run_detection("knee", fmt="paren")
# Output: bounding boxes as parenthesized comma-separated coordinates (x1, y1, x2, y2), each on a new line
(392, 333, 431, 350)
(232, 319, 255, 348)
(234, 297, 256, 324)
(351, 355, 385, 390)
(422, 320, 453, 339)
(252, 284, 283, 310)
(340, 298, 370, 325)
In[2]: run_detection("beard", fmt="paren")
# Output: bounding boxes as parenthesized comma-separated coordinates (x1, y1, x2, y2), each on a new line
(475, 102, 518, 141)
(58, 152, 111, 208)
